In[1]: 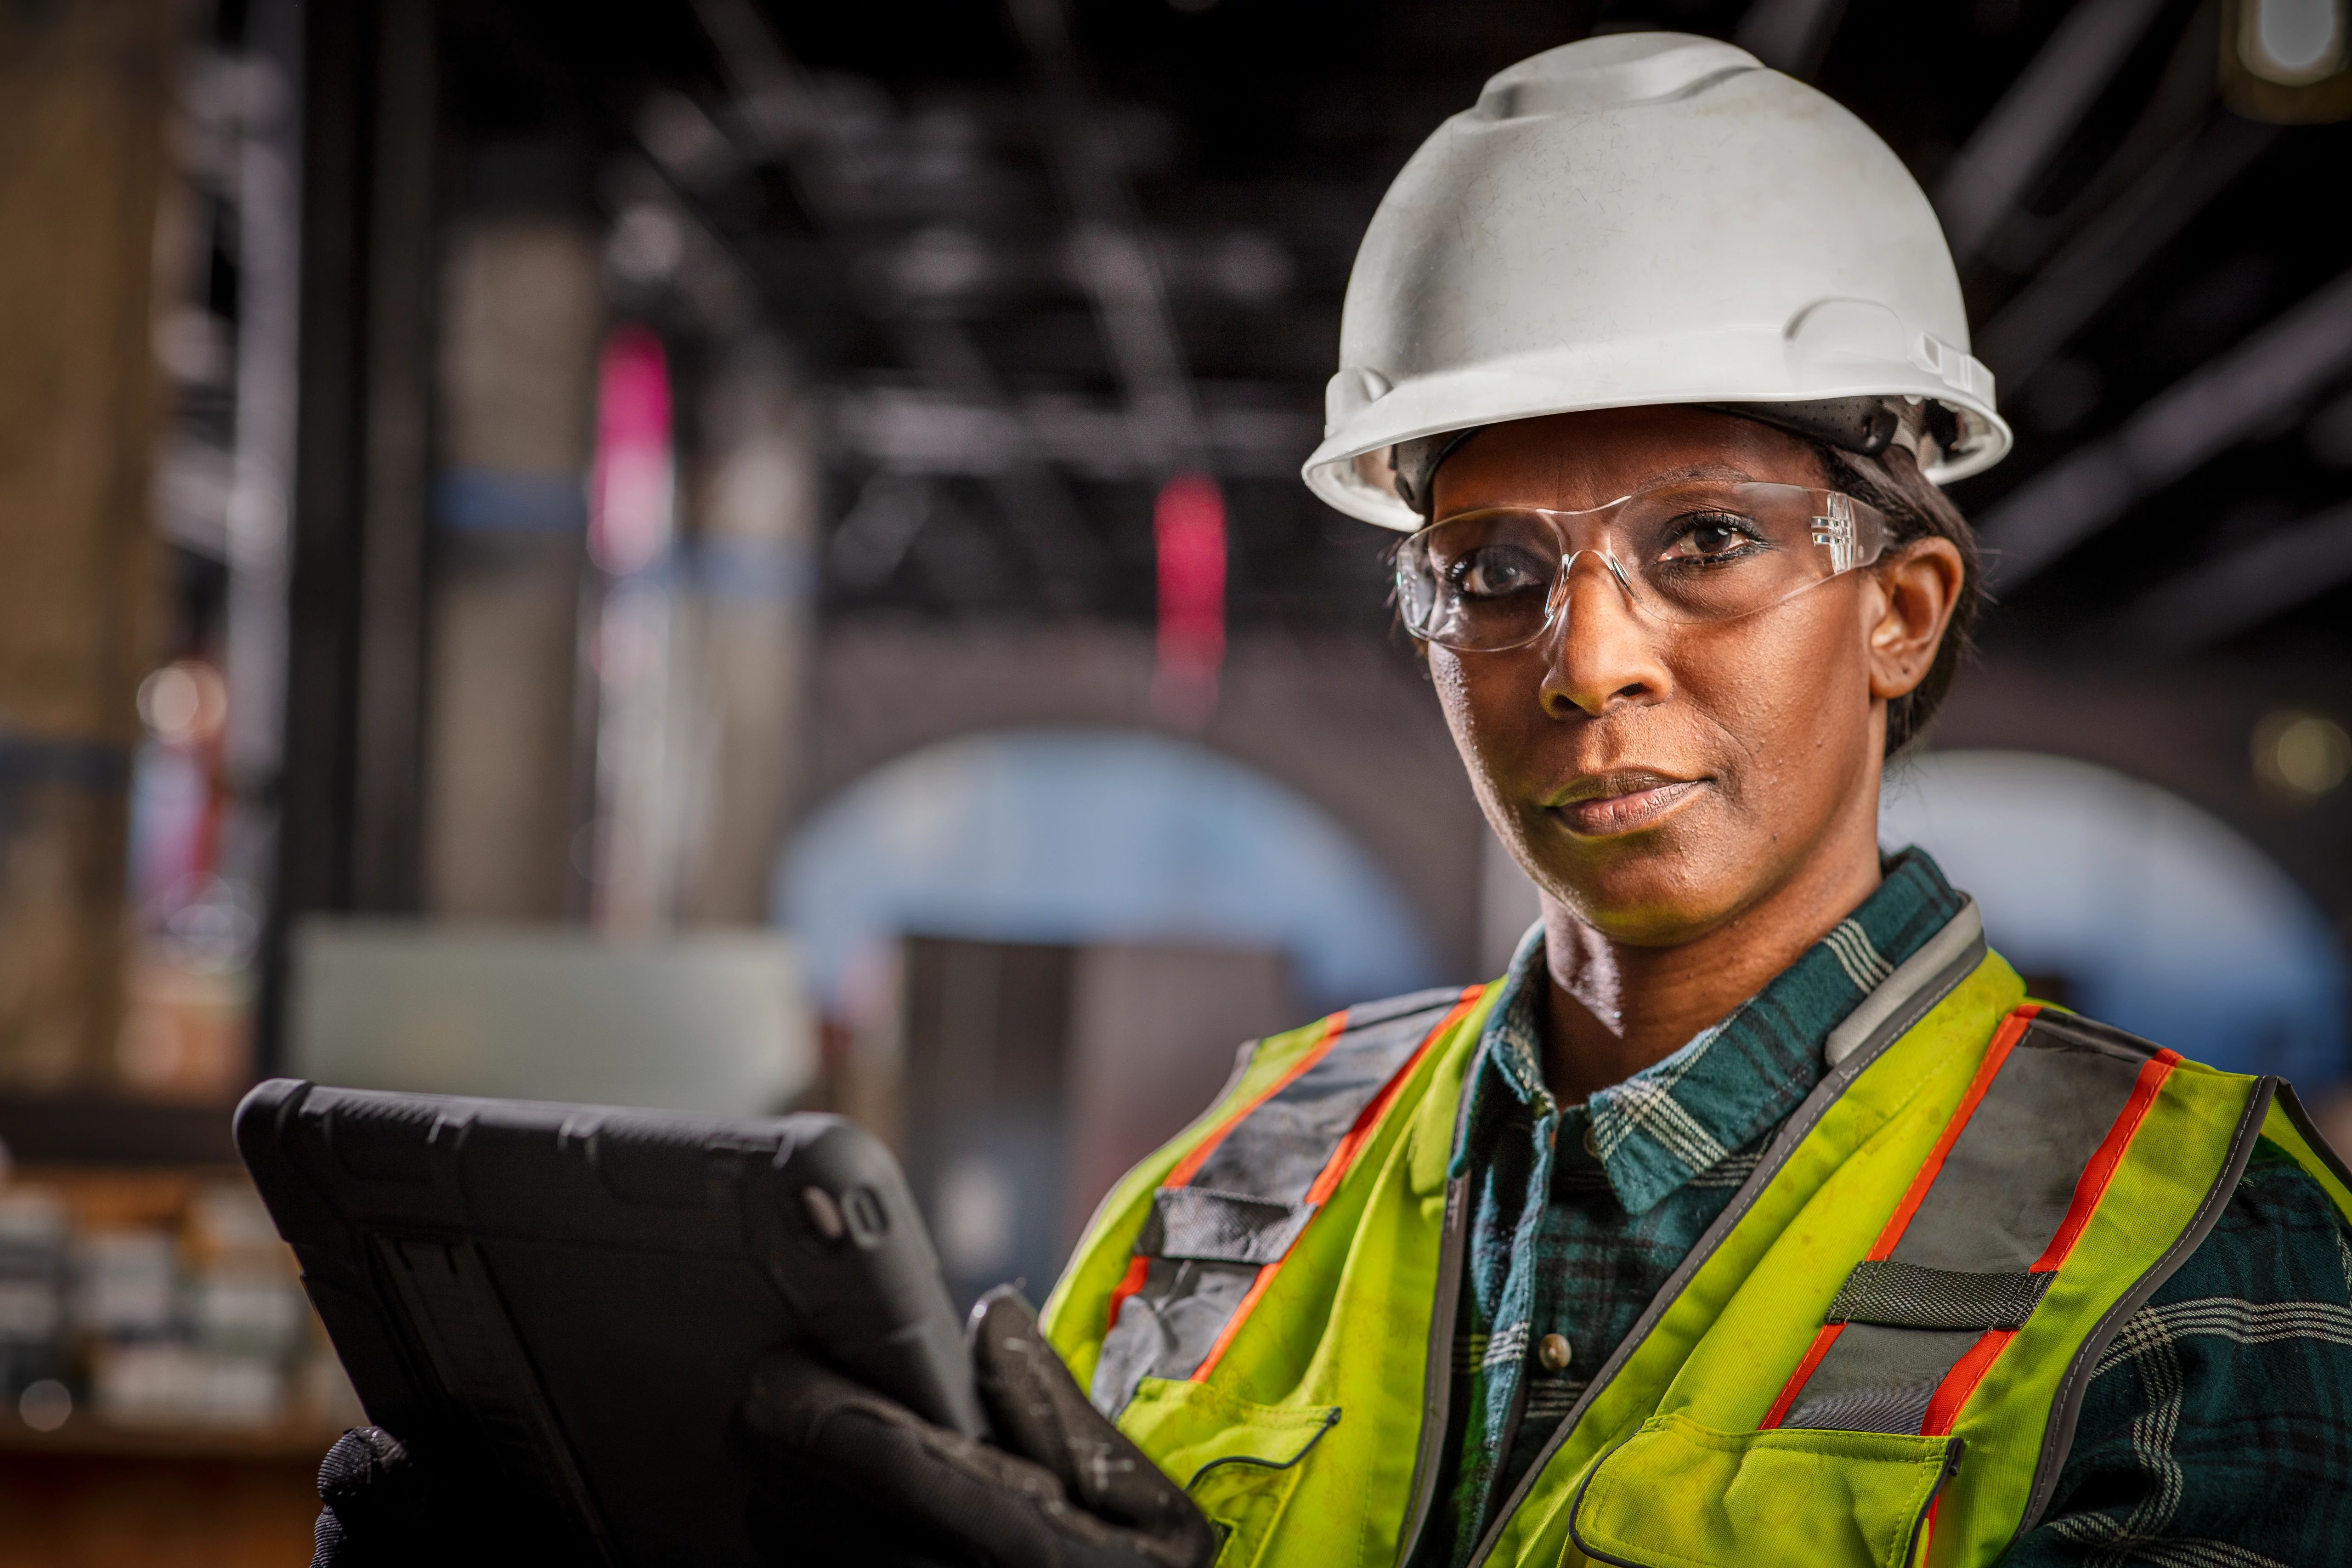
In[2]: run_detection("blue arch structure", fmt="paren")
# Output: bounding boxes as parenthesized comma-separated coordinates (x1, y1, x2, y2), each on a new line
(775, 727, 1441, 1014)
(1881, 749, 2349, 1089)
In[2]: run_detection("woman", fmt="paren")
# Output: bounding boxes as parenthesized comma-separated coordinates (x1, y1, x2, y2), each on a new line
(316, 32, 2352, 1568)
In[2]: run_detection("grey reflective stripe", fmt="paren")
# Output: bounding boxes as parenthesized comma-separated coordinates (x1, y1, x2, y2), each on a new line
(1091, 1257, 1263, 1416)
(2018, 1076, 2276, 1531)
(1903, 1015, 2152, 1269)
(1778, 1324, 1983, 1435)
(1461, 901, 1988, 1568)
(1149, 1187, 1318, 1265)
(1779, 1009, 2161, 1433)
(1090, 987, 1474, 1416)
(1822, 902, 1987, 1067)
(1827, 1260, 2053, 1332)
(1187, 989, 1464, 1206)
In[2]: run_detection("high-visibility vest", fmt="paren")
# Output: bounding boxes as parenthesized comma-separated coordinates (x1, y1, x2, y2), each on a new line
(1040, 904, 2352, 1568)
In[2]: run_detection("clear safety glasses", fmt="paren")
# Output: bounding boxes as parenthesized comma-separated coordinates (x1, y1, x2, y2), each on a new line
(1395, 481, 1890, 652)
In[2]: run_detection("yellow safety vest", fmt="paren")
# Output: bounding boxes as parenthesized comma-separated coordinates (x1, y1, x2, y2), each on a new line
(1040, 904, 2352, 1568)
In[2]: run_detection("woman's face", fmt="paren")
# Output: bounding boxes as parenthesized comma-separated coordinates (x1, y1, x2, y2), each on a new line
(1425, 406, 1962, 948)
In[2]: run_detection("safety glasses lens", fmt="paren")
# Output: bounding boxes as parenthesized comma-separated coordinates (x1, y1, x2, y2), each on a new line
(1396, 484, 1884, 650)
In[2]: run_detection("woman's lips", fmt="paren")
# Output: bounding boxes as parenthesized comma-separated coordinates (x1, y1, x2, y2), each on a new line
(1547, 779, 1708, 836)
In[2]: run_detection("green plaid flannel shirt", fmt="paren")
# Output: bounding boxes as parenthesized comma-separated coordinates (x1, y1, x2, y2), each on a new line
(1423, 849, 2352, 1568)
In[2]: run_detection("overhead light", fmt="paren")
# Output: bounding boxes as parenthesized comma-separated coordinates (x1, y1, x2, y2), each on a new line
(2224, 0, 2352, 121)
(2253, 709, 2352, 802)
(2244, 0, 2346, 81)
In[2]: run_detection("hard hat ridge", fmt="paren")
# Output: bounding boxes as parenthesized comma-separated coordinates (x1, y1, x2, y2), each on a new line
(1469, 30, 1760, 118)
(1305, 32, 2013, 530)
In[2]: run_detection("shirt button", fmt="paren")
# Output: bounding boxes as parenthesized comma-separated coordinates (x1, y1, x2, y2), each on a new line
(1581, 1124, 1600, 1157)
(1538, 1332, 1573, 1372)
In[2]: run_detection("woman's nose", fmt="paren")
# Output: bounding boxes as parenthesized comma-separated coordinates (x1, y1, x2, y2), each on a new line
(1538, 551, 1674, 719)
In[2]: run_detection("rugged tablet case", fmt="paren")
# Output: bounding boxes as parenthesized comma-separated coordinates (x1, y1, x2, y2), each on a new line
(236, 1078, 983, 1567)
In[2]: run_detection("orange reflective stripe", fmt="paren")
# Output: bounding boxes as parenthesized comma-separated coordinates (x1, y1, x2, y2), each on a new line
(1867, 1005, 2040, 1263)
(1104, 1011, 1354, 1335)
(1189, 1261, 1279, 1385)
(1760, 1321, 1844, 1430)
(1762, 1005, 2041, 1429)
(2030, 1049, 2180, 1273)
(1167, 1010, 1352, 1190)
(1919, 1047, 2181, 1438)
(1764, 1008, 2190, 1441)
(1305, 985, 1483, 1208)
(1189, 985, 1486, 1383)
(1921, 1326, 2015, 1437)
(1104, 1254, 1151, 1333)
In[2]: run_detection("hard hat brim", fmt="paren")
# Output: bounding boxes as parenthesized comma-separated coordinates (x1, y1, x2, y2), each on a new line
(1304, 340, 2012, 530)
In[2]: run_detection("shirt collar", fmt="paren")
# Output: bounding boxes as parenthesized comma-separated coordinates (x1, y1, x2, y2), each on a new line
(1461, 847, 1969, 1214)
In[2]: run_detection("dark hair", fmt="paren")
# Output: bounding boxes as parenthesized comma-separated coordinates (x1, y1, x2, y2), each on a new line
(1808, 440, 1982, 757)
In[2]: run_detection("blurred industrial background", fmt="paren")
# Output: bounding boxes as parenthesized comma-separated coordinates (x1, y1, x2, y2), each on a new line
(2, 0, 2351, 1558)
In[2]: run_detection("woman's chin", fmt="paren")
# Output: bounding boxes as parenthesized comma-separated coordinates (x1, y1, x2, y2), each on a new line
(1545, 875, 1743, 948)
(1527, 832, 1756, 947)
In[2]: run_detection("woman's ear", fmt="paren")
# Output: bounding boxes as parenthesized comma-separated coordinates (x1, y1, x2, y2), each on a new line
(1866, 537, 1964, 701)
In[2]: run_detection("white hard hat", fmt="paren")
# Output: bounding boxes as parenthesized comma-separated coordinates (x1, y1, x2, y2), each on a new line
(1303, 33, 2012, 530)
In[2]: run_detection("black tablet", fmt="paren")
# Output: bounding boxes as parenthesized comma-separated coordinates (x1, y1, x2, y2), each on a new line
(235, 1078, 984, 1566)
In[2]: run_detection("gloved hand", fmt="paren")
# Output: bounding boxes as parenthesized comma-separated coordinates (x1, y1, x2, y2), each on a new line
(307, 1287, 1213, 1568)
(734, 1285, 1218, 1568)
(308, 1424, 504, 1568)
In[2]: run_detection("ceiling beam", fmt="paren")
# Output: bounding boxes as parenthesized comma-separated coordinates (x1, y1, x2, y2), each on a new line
(685, 0, 1104, 607)
(1733, 0, 1850, 80)
(2126, 498, 2352, 648)
(1934, 0, 2171, 267)
(1977, 265, 2352, 590)
(1006, 0, 1211, 481)
(1975, 111, 2275, 391)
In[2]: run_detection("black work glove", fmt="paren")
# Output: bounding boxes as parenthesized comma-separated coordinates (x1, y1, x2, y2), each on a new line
(309, 1424, 499, 1568)
(735, 1286, 1217, 1568)
(307, 1288, 1209, 1568)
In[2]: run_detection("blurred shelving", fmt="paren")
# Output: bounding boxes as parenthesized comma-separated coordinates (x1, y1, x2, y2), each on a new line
(0, 1404, 342, 1462)
(0, 1160, 361, 1456)
(0, 1149, 351, 1566)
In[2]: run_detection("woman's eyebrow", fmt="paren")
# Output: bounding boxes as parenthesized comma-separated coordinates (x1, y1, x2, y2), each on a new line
(1636, 463, 1757, 485)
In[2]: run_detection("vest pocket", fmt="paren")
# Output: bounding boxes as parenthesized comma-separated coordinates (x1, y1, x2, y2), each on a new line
(1569, 1415, 1962, 1568)
(1116, 1376, 1341, 1568)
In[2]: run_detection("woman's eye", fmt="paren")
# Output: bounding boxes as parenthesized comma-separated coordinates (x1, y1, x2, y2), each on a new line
(1659, 515, 1759, 562)
(1449, 547, 1547, 597)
